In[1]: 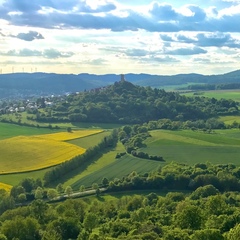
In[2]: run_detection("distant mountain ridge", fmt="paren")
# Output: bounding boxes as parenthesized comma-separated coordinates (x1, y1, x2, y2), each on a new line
(0, 70, 239, 99)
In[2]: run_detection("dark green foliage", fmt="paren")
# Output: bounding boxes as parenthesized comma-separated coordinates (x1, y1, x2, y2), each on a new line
(35, 80, 239, 124)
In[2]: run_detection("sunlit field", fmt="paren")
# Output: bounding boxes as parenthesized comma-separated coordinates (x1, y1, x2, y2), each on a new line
(182, 90, 240, 102)
(0, 182, 12, 192)
(42, 129, 103, 141)
(0, 129, 103, 174)
(142, 129, 240, 166)
(0, 136, 85, 174)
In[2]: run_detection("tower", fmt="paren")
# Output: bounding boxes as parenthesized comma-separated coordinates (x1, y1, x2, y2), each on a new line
(120, 74, 125, 82)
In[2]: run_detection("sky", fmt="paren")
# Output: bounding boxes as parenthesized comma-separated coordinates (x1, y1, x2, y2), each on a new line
(0, 0, 240, 75)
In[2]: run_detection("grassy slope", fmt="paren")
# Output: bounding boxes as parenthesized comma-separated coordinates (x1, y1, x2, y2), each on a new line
(63, 142, 125, 188)
(182, 90, 240, 102)
(68, 131, 111, 149)
(142, 129, 240, 166)
(220, 115, 240, 124)
(71, 154, 163, 190)
(0, 167, 51, 186)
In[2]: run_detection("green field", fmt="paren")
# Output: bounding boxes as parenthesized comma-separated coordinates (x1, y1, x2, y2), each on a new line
(0, 122, 60, 140)
(220, 115, 240, 124)
(142, 129, 240, 166)
(182, 89, 240, 102)
(68, 131, 111, 148)
(0, 112, 124, 130)
(71, 154, 162, 190)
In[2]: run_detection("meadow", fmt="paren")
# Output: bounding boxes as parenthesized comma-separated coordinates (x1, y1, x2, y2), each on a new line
(71, 154, 162, 190)
(220, 115, 240, 124)
(0, 122, 60, 140)
(142, 129, 240, 166)
(182, 89, 240, 102)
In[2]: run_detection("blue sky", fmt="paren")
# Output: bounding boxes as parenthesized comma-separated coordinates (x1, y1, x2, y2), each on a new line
(0, 0, 239, 75)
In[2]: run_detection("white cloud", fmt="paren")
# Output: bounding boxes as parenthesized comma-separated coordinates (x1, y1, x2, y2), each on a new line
(0, 0, 240, 75)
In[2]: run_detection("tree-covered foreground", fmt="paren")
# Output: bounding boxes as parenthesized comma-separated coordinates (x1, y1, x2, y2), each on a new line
(1, 162, 240, 239)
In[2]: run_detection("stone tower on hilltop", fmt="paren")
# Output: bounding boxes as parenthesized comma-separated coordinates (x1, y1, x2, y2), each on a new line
(120, 74, 126, 82)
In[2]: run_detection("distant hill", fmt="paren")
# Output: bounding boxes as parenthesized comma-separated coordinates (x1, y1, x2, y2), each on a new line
(0, 70, 239, 99)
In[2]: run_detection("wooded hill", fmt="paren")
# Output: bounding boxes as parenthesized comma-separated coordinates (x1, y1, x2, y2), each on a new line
(0, 69, 239, 99)
(33, 80, 239, 124)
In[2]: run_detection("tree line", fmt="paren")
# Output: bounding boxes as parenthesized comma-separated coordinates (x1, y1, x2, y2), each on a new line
(43, 129, 118, 186)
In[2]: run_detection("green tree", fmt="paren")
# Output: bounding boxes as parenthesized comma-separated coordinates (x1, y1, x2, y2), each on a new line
(227, 223, 240, 240)
(1, 216, 40, 240)
(102, 177, 109, 186)
(79, 185, 85, 192)
(34, 187, 43, 199)
(65, 186, 73, 197)
(175, 204, 203, 230)
(56, 183, 64, 193)
(47, 217, 80, 240)
(47, 189, 58, 200)
(191, 229, 224, 240)
(83, 213, 98, 233)
(0, 234, 7, 240)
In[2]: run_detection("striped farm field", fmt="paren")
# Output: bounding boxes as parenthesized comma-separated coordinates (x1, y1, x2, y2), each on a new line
(142, 129, 240, 166)
(182, 89, 240, 102)
(0, 182, 12, 191)
(71, 154, 162, 190)
(0, 129, 103, 174)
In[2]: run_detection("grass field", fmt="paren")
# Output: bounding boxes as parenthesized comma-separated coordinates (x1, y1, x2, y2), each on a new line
(220, 115, 240, 124)
(0, 113, 124, 130)
(142, 129, 240, 166)
(182, 89, 240, 102)
(71, 154, 162, 190)
(0, 167, 52, 186)
(63, 142, 125, 188)
(0, 122, 61, 140)
(68, 131, 111, 149)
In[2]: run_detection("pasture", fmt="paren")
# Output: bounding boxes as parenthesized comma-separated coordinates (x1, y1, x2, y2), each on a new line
(63, 142, 125, 187)
(71, 154, 162, 190)
(182, 89, 240, 102)
(220, 115, 240, 124)
(142, 129, 240, 166)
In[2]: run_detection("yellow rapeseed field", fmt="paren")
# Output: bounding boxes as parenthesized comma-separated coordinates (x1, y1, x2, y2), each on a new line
(40, 129, 103, 141)
(0, 182, 12, 192)
(0, 129, 102, 174)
